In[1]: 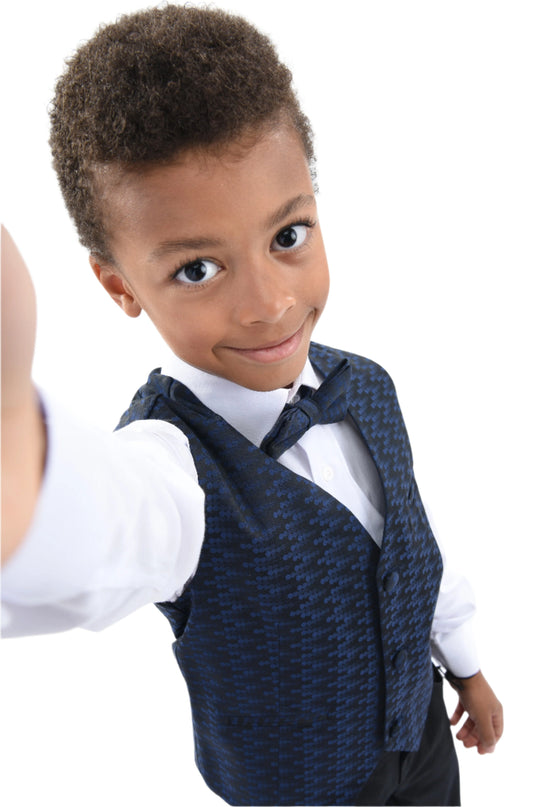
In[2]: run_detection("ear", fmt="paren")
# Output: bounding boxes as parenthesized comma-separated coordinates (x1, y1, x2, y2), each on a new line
(89, 255, 142, 318)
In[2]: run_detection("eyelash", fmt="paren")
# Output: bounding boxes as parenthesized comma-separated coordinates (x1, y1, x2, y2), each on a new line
(171, 217, 317, 287)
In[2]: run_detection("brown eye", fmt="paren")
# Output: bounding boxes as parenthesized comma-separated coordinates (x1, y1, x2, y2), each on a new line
(272, 223, 310, 251)
(174, 259, 221, 285)
(276, 227, 298, 248)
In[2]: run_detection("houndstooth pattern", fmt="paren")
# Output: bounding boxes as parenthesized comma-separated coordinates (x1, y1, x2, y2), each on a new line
(117, 342, 443, 805)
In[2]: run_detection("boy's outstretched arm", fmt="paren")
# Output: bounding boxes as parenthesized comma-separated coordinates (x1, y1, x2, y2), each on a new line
(449, 670, 503, 754)
(1, 225, 46, 564)
(1, 226, 205, 637)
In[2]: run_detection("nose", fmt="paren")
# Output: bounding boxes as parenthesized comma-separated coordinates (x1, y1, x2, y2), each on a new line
(233, 259, 296, 326)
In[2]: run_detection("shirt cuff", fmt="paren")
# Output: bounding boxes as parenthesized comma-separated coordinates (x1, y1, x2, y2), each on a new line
(431, 618, 481, 679)
(2, 390, 112, 603)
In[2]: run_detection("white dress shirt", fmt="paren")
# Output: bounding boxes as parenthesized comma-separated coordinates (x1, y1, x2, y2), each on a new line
(1, 351, 478, 677)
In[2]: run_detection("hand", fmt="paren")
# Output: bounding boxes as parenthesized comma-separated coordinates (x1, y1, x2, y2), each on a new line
(1, 226, 45, 564)
(1, 225, 38, 408)
(449, 670, 503, 754)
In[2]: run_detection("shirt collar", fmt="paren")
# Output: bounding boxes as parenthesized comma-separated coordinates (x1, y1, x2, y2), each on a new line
(160, 350, 321, 447)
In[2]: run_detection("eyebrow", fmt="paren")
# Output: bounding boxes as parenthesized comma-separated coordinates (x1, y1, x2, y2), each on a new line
(149, 235, 224, 261)
(149, 193, 316, 261)
(263, 193, 316, 230)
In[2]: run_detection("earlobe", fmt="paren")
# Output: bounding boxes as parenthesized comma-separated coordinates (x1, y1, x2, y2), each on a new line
(89, 256, 142, 318)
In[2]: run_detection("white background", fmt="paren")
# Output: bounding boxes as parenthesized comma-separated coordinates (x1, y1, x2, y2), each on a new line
(1, 1, 538, 804)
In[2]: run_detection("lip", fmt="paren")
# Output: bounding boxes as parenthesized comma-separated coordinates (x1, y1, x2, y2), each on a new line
(226, 323, 306, 364)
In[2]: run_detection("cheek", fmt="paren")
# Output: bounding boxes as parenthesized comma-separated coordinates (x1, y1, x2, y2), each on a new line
(162, 300, 222, 352)
(311, 258, 330, 311)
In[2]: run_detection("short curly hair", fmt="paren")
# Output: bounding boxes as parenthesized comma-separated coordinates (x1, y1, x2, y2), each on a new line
(49, 4, 315, 261)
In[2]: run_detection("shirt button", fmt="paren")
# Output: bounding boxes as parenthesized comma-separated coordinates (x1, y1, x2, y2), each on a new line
(322, 465, 334, 481)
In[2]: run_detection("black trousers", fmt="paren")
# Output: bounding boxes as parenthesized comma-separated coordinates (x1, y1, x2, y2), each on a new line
(353, 668, 460, 805)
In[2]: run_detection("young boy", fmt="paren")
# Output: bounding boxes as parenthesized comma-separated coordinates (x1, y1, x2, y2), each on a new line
(2, 4, 503, 805)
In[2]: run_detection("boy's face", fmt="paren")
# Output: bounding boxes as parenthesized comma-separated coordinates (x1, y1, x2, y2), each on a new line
(92, 126, 329, 391)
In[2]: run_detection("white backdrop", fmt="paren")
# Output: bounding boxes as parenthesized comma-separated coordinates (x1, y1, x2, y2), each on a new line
(1, 1, 538, 804)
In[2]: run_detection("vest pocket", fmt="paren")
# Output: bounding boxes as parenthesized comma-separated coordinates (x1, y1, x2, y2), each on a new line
(221, 711, 335, 729)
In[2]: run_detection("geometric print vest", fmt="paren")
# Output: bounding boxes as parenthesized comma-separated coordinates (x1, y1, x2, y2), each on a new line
(117, 342, 443, 805)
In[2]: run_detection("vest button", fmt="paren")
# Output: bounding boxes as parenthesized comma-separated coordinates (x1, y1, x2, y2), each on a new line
(392, 648, 409, 672)
(383, 571, 400, 592)
(389, 717, 400, 738)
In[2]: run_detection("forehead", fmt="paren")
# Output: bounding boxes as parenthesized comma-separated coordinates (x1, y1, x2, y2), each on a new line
(100, 126, 314, 251)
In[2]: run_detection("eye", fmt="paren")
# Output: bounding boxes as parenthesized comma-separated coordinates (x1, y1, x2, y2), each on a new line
(174, 258, 221, 285)
(272, 222, 312, 252)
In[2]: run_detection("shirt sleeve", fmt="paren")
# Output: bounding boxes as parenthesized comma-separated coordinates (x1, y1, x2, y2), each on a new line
(426, 504, 481, 678)
(1, 391, 205, 637)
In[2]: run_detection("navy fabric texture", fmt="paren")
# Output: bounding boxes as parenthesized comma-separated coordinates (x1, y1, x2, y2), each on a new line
(117, 343, 443, 805)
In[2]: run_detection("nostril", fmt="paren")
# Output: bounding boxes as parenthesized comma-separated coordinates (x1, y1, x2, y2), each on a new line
(237, 294, 296, 326)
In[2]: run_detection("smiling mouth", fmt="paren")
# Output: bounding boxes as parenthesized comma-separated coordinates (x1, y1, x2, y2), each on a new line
(227, 323, 307, 363)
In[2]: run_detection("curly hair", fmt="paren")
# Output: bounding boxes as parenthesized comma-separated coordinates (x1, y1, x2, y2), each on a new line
(49, 4, 315, 261)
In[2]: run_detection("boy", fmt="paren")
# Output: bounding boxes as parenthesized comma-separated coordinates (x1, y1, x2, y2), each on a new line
(2, 5, 502, 805)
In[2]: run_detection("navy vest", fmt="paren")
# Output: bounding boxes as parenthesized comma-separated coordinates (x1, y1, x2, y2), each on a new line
(117, 343, 443, 806)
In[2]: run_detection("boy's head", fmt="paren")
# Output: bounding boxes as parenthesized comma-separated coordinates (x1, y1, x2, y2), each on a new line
(49, 3, 315, 263)
(49, 4, 328, 391)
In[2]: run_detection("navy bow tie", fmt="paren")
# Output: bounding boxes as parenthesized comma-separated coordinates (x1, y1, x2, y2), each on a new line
(260, 359, 351, 459)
